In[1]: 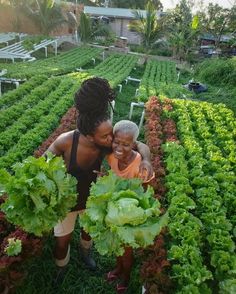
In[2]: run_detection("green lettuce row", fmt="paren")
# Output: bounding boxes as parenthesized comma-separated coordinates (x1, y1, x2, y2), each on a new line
(2, 47, 102, 79)
(0, 152, 77, 236)
(0, 81, 79, 170)
(183, 101, 236, 226)
(138, 60, 178, 102)
(0, 78, 74, 156)
(0, 77, 61, 130)
(0, 75, 46, 110)
(163, 142, 213, 293)
(80, 170, 168, 257)
(199, 102, 235, 164)
(89, 54, 138, 88)
(172, 100, 236, 289)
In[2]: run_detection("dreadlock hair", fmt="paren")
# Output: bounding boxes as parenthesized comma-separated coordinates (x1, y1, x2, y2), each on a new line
(74, 77, 115, 136)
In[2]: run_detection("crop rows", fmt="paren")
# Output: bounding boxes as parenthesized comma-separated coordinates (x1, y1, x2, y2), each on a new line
(0, 75, 46, 110)
(168, 99, 236, 293)
(142, 95, 236, 293)
(0, 73, 91, 170)
(0, 78, 74, 156)
(138, 60, 177, 101)
(0, 78, 61, 130)
(88, 54, 138, 87)
(1, 47, 102, 79)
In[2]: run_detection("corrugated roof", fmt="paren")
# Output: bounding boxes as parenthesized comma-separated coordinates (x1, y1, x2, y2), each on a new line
(84, 6, 159, 19)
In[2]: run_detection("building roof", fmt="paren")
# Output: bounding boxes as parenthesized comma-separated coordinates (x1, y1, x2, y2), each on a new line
(84, 6, 160, 19)
(201, 33, 234, 42)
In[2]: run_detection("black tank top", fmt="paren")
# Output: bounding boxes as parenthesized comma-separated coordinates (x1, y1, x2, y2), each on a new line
(68, 130, 103, 210)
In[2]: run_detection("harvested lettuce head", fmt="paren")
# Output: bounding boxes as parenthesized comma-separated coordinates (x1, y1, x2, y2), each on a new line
(80, 170, 168, 256)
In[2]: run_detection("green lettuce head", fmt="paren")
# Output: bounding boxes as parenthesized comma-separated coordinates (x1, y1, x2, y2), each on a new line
(0, 152, 77, 236)
(80, 170, 168, 256)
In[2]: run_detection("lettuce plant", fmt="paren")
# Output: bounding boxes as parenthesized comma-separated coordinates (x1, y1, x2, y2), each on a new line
(0, 152, 77, 236)
(80, 171, 168, 256)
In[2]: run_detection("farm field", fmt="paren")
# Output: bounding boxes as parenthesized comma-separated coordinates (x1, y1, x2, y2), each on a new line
(0, 46, 235, 294)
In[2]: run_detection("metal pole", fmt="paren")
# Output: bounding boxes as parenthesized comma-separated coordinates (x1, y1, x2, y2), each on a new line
(75, 0, 78, 43)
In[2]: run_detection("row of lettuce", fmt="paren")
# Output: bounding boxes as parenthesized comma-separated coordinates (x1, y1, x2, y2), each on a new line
(0, 47, 102, 79)
(144, 96, 236, 293)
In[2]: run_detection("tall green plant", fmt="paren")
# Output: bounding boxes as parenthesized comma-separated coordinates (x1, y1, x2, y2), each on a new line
(129, 1, 161, 51)
(162, 0, 200, 60)
(26, 0, 66, 35)
(79, 12, 92, 43)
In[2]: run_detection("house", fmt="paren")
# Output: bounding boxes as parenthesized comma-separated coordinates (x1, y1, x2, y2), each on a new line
(84, 6, 161, 45)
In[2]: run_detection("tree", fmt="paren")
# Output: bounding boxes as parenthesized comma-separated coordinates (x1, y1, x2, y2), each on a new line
(26, 0, 66, 35)
(162, 0, 199, 60)
(78, 12, 113, 43)
(197, 3, 236, 47)
(129, 1, 161, 51)
(79, 11, 92, 43)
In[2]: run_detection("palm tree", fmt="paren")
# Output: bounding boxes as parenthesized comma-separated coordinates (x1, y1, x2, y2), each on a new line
(78, 12, 92, 43)
(79, 13, 113, 44)
(129, 1, 161, 51)
(26, 0, 66, 35)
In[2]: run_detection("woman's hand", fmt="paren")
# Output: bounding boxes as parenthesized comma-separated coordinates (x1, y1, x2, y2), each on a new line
(93, 169, 108, 177)
(138, 160, 154, 182)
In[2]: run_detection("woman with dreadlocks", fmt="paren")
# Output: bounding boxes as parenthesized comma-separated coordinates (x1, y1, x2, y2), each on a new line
(46, 77, 153, 286)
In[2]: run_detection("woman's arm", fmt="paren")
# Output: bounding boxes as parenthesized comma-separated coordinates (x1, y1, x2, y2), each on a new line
(135, 141, 154, 182)
(43, 133, 69, 157)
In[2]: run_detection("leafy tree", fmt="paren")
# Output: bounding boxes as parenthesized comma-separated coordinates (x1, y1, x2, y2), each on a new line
(79, 11, 92, 43)
(79, 12, 113, 43)
(129, 1, 161, 51)
(6, 1, 34, 32)
(25, 0, 66, 35)
(197, 3, 234, 47)
(162, 0, 199, 60)
(228, 5, 236, 35)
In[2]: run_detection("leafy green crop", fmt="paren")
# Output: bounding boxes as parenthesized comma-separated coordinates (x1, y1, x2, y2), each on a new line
(0, 153, 77, 236)
(80, 171, 168, 256)
(4, 238, 22, 256)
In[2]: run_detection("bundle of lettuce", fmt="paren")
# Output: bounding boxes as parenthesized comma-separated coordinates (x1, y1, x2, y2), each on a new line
(80, 171, 168, 256)
(0, 152, 77, 236)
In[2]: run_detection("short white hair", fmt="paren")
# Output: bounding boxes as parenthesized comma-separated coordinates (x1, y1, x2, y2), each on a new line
(113, 120, 139, 141)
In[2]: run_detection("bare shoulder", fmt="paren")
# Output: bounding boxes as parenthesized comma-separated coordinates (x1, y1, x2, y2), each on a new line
(47, 130, 75, 156)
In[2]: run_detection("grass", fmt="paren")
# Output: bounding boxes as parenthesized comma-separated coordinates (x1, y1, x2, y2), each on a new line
(177, 65, 236, 116)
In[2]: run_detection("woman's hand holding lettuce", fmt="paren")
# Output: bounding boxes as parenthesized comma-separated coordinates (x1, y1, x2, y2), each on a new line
(0, 152, 77, 236)
(80, 171, 168, 256)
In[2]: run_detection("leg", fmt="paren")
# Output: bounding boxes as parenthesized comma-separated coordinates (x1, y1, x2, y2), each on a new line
(79, 228, 96, 270)
(54, 233, 72, 263)
(52, 211, 78, 286)
(118, 247, 133, 290)
(106, 256, 122, 283)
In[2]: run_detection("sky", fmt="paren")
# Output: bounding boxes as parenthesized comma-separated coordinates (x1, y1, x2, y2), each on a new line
(162, 0, 235, 10)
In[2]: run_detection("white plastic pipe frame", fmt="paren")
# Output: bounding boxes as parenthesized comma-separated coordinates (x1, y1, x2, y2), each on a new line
(110, 100, 115, 124)
(129, 102, 145, 130)
(76, 67, 85, 72)
(91, 58, 96, 65)
(118, 84, 122, 93)
(125, 76, 141, 84)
